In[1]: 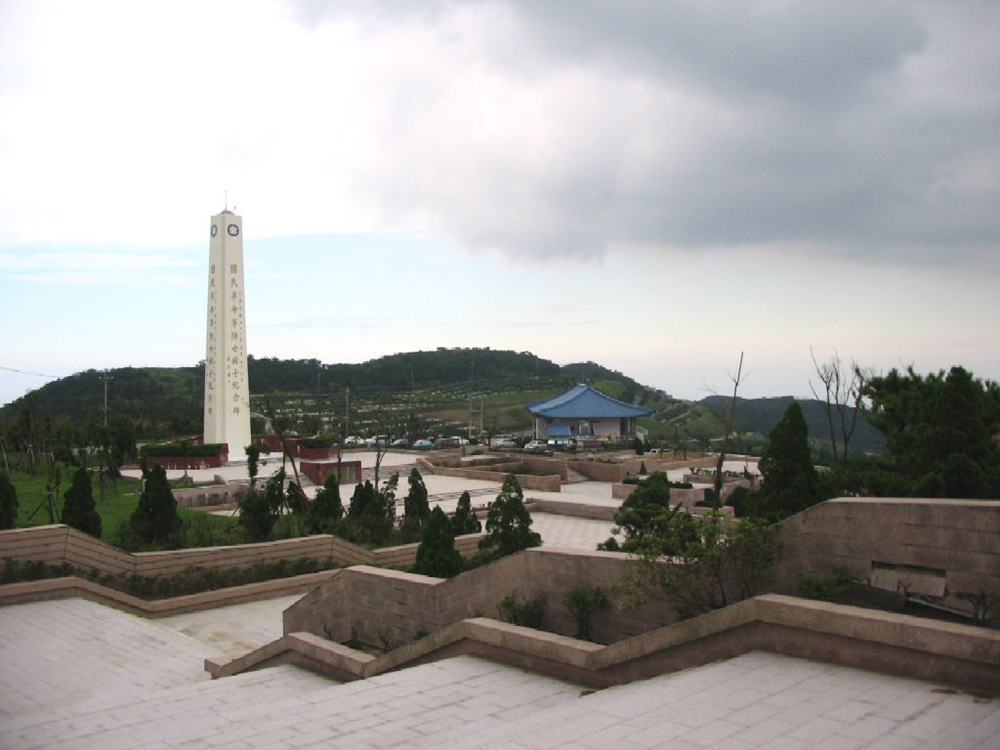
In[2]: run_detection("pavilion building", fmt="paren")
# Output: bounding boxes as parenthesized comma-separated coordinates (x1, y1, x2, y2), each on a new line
(527, 383, 652, 441)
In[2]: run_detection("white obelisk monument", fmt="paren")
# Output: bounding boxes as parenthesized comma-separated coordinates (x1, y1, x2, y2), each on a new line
(203, 209, 251, 457)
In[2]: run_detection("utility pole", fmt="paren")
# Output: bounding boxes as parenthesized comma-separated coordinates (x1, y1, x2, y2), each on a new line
(345, 386, 350, 436)
(100, 372, 113, 428)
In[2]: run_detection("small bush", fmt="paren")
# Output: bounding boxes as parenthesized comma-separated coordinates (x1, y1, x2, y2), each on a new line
(797, 570, 851, 603)
(563, 586, 610, 641)
(497, 593, 547, 629)
(412, 507, 463, 578)
(0, 472, 17, 530)
(61, 467, 102, 537)
(130, 463, 182, 545)
(451, 491, 482, 536)
(141, 442, 226, 458)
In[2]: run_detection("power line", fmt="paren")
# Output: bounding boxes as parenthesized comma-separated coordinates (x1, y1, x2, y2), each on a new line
(0, 366, 59, 379)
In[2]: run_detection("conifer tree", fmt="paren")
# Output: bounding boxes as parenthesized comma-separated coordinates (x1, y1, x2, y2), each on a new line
(130, 463, 180, 543)
(413, 506, 463, 578)
(61, 467, 102, 537)
(479, 474, 541, 557)
(307, 473, 343, 533)
(753, 402, 821, 518)
(451, 490, 482, 536)
(238, 468, 284, 541)
(0, 471, 18, 530)
(402, 467, 430, 531)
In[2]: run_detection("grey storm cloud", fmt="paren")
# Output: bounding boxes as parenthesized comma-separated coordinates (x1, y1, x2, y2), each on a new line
(290, 1, 1000, 263)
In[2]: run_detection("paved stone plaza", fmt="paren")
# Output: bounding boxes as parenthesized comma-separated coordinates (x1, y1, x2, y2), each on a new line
(1, 597, 997, 748)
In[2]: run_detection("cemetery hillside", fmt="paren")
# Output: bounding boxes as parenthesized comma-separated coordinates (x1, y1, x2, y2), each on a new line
(0, 347, 882, 456)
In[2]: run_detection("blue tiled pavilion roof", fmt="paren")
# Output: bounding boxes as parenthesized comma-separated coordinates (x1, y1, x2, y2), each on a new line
(527, 384, 653, 419)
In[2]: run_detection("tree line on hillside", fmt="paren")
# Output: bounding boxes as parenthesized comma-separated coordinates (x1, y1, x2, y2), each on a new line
(0, 349, 651, 436)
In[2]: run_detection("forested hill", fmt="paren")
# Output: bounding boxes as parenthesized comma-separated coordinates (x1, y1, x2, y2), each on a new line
(698, 395, 886, 457)
(0, 348, 646, 426)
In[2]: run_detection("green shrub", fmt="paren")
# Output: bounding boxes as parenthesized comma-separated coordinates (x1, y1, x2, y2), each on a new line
(412, 507, 463, 578)
(402, 468, 430, 533)
(497, 592, 547, 629)
(238, 469, 284, 541)
(140, 442, 226, 458)
(0, 472, 17, 530)
(563, 586, 610, 641)
(479, 474, 541, 557)
(61, 467, 102, 537)
(451, 491, 482, 536)
(797, 570, 851, 603)
(307, 474, 344, 534)
(298, 435, 337, 449)
(130, 464, 182, 545)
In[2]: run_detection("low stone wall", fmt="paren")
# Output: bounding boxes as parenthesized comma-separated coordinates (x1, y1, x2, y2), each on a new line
(567, 460, 627, 482)
(283, 548, 674, 649)
(622, 455, 718, 475)
(0, 525, 484, 579)
(0, 570, 339, 618)
(775, 497, 1000, 603)
(419, 463, 562, 492)
(174, 484, 248, 509)
(611, 481, 748, 506)
(526, 499, 616, 521)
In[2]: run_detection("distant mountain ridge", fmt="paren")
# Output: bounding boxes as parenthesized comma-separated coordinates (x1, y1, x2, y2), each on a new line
(698, 394, 885, 457)
(0, 349, 645, 426)
(1, 349, 886, 456)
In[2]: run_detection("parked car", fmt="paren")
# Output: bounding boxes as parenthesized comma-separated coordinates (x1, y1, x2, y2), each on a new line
(449, 435, 470, 446)
(547, 437, 577, 450)
(344, 436, 362, 446)
(492, 437, 516, 449)
(391, 438, 409, 448)
(413, 439, 435, 450)
(524, 440, 548, 453)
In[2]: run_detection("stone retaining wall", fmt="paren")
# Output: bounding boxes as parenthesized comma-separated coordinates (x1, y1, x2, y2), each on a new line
(418, 463, 562, 492)
(220, 595, 1000, 691)
(0, 525, 484, 578)
(283, 548, 674, 649)
(775, 497, 1000, 601)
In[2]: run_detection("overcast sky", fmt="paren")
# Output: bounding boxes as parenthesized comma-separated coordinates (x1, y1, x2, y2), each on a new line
(1, 0, 998, 406)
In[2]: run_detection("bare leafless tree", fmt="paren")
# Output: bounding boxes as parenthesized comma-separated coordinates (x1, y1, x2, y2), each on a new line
(712, 352, 745, 509)
(809, 349, 870, 465)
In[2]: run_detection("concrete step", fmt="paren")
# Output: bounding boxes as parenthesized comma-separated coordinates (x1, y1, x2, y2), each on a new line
(566, 468, 589, 483)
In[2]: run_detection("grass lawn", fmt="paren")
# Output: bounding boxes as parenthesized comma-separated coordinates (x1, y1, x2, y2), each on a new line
(7, 464, 238, 548)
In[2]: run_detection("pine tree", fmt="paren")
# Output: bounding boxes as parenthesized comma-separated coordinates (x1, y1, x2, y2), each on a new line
(451, 490, 482, 536)
(238, 468, 284, 541)
(402, 468, 430, 531)
(61, 467, 102, 537)
(307, 473, 344, 533)
(754, 402, 821, 518)
(479, 474, 541, 557)
(412, 506, 464, 578)
(130, 463, 181, 544)
(0, 471, 18, 530)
